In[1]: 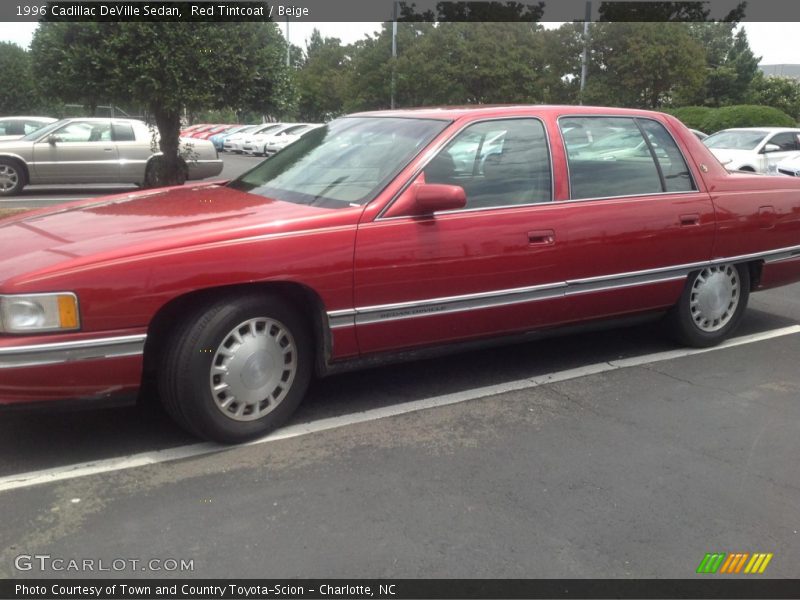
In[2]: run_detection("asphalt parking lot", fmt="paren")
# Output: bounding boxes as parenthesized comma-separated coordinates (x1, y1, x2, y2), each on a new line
(0, 279, 799, 579)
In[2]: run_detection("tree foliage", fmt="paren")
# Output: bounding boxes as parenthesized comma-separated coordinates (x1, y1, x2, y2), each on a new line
(31, 22, 291, 185)
(0, 42, 37, 115)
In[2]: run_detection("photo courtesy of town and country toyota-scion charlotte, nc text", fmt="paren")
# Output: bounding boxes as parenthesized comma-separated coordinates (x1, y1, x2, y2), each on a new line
(16, 3, 311, 18)
(14, 583, 393, 598)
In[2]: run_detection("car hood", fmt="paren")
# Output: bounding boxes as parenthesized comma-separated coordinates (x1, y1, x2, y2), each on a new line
(0, 183, 356, 288)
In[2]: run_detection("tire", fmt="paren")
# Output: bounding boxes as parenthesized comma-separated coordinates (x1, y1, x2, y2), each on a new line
(666, 263, 750, 348)
(0, 159, 26, 196)
(158, 294, 313, 443)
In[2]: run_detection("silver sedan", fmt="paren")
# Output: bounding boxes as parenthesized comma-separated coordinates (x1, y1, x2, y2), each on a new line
(0, 118, 223, 196)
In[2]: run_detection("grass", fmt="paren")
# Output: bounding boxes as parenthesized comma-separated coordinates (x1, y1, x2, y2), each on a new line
(0, 207, 29, 220)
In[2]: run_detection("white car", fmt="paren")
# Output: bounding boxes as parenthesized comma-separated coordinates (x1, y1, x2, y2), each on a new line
(703, 127, 800, 173)
(264, 124, 324, 156)
(775, 154, 800, 177)
(222, 124, 273, 153)
(0, 116, 57, 141)
(231, 124, 287, 154)
(243, 124, 310, 156)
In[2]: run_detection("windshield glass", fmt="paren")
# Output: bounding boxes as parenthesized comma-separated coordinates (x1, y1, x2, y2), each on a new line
(704, 130, 767, 150)
(21, 119, 66, 141)
(228, 117, 450, 208)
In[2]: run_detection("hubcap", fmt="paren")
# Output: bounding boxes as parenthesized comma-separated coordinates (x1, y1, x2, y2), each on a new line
(209, 317, 297, 422)
(689, 265, 740, 332)
(0, 165, 19, 192)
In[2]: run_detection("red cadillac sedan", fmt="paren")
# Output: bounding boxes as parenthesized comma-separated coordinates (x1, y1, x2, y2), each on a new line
(2, 105, 800, 443)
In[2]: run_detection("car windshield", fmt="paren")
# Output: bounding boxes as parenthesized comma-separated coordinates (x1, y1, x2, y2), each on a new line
(228, 117, 450, 208)
(21, 119, 65, 141)
(704, 130, 768, 150)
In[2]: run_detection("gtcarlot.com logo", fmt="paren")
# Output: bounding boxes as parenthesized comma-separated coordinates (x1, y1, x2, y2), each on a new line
(696, 552, 773, 574)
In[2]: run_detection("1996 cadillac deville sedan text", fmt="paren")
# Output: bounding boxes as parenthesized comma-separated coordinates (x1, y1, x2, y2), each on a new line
(2, 106, 800, 443)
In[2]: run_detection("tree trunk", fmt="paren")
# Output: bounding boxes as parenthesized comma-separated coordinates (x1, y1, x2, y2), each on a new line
(151, 107, 185, 187)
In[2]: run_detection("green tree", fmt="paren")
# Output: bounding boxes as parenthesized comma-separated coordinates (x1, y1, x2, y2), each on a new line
(747, 75, 800, 120)
(295, 30, 351, 121)
(0, 42, 37, 115)
(583, 22, 706, 108)
(31, 22, 292, 185)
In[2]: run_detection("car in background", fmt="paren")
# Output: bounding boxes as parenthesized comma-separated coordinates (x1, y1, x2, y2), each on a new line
(182, 124, 221, 139)
(224, 123, 284, 154)
(264, 124, 324, 156)
(210, 125, 254, 152)
(180, 123, 210, 137)
(243, 124, 312, 156)
(4, 105, 800, 444)
(775, 154, 800, 177)
(194, 124, 240, 141)
(690, 129, 708, 141)
(0, 117, 57, 141)
(0, 117, 223, 196)
(703, 127, 800, 173)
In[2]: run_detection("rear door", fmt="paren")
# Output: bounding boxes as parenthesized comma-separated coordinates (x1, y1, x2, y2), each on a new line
(555, 116, 716, 322)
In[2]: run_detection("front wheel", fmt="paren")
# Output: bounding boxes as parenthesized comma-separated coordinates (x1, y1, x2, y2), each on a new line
(667, 263, 750, 347)
(158, 294, 313, 443)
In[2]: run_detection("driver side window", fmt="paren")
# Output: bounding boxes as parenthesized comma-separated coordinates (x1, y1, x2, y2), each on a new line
(54, 121, 112, 143)
(423, 118, 552, 209)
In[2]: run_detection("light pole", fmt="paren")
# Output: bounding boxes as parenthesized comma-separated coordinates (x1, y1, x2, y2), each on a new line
(579, 1, 591, 104)
(391, 1, 398, 109)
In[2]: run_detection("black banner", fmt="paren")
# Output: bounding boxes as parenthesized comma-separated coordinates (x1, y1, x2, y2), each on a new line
(3, 579, 800, 599)
(2, 0, 800, 22)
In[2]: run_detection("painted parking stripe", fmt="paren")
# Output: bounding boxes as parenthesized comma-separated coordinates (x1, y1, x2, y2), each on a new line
(1, 324, 798, 494)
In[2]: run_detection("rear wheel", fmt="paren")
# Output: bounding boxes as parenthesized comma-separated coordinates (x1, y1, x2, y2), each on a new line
(0, 159, 26, 196)
(158, 294, 313, 443)
(667, 263, 750, 347)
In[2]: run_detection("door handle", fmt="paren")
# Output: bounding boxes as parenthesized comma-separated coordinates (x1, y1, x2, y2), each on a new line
(103, 148, 114, 152)
(528, 229, 555, 245)
(679, 213, 700, 227)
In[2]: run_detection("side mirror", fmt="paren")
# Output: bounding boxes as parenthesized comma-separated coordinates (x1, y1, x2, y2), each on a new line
(762, 143, 781, 154)
(48, 134, 61, 145)
(413, 183, 466, 214)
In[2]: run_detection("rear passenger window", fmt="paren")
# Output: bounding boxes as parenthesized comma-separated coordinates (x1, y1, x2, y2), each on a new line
(560, 117, 696, 199)
(112, 122, 136, 142)
(424, 118, 552, 209)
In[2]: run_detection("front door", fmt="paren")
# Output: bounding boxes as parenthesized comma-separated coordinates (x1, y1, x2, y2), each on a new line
(353, 117, 571, 354)
(32, 120, 119, 183)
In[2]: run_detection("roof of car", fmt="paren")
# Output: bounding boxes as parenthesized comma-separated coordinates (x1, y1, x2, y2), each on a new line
(713, 127, 800, 133)
(348, 105, 673, 121)
(0, 116, 57, 121)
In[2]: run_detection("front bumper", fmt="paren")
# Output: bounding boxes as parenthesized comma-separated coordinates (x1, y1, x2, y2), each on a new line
(0, 332, 145, 404)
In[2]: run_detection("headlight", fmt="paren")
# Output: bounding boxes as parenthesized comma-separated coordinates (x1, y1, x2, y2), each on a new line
(0, 293, 80, 333)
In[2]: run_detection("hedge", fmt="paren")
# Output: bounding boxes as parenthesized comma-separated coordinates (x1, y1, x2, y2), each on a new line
(662, 105, 796, 134)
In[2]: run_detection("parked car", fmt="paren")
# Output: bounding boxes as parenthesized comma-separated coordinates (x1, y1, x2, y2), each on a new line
(179, 123, 210, 137)
(194, 124, 240, 141)
(690, 129, 708, 141)
(264, 124, 324, 156)
(241, 124, 300, 156)
(775, 154, 800, 176)
(0, 117, 57, 141)
(224, 124, 283, 154)
(3, 105, 800, 444)
(0, 118, 223, 195)
(703, 127, 800, 173)
(210, 125, 254, 152)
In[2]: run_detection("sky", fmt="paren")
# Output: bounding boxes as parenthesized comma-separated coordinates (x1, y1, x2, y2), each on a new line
(1, 21, 799, 65)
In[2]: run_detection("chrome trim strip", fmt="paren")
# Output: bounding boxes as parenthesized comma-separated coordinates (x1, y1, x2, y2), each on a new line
(0, 334, 147, 369)
(326, 243, 800, 329)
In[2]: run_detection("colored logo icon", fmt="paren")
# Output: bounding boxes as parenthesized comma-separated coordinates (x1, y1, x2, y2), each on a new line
(696, 552, 773, 574)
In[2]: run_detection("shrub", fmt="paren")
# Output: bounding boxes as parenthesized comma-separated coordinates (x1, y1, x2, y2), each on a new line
(663, 105, 796, 134)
